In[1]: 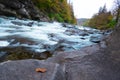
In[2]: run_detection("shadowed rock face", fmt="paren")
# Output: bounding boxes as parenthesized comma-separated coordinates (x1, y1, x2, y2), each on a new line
(0, 59, 65, 80)
(0, 0, 49, 21)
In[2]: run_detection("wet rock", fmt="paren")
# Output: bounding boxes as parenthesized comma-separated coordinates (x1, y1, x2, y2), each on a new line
(79, 32, 89, 36)
(54, 43, 75, 52)
(61, 23, 73, 27)
(11, 21, 34, 26)
(43, 43, 61, 53)
(37, 51, 52, 59)
(27, 22, 34, 26)
(17, 8, 30, 18)
(90, 35, 102, 43)
(62, 23, 67, 27)
(0, 59, 65, 80)
(0, 8, 17, 17)
(81, 37, 86, 40)
(11, 21, 27, 26)
(64, 27, 89, 36)
(86, 30, 94, 34)
(0, 52, 7, 61)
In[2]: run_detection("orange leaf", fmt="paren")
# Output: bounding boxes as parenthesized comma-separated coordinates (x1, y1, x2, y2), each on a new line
(35, 68, 47, 73)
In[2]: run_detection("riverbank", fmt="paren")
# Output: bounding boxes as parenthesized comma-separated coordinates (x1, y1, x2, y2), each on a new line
(0, 16, 106, 62)
(0, 42, 103, 80)
(1, 29, 120, 80)
(1, 39, 118, 80)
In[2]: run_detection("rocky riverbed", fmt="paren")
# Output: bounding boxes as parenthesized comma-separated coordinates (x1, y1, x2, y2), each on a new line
(1, 42, 119, 80)
(0, 16, 120, 80)
(0, 16, 107, 61)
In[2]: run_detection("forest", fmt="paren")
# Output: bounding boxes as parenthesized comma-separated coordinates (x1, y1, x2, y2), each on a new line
(84, 0, 120, 30)
(32, 0, 76, 24)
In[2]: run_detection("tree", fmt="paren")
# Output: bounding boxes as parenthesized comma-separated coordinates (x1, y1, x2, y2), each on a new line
(114, 0, 120, 23)
(88, 5, 113, 30)
(98, 5, 107, 14)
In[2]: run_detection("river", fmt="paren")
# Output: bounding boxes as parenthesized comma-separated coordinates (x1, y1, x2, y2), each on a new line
(0, 16, 104, 61)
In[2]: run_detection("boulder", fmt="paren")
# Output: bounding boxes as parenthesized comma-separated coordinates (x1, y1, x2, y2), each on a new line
(0, 0, 49, 21)
(17, 8, 30, 18)
(90, 35, 102, 43)
(0, 59, 65, 80)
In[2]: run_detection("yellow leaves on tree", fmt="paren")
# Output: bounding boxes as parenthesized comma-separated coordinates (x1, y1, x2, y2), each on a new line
(88, 5, 114, 30)
(32, 0, 76, 24)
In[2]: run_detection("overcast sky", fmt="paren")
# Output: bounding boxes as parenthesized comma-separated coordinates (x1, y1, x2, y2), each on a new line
(69, 0, 114, 19)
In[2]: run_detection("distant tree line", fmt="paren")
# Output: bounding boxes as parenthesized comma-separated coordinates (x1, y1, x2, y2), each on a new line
(86, 0, 120, 30)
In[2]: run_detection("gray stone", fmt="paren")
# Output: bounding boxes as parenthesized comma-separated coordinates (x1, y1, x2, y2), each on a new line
(11, 21, 34, 26)
(17, 8, 30, 18)
(65, 49, 120, 80)
(90, 36, 102, 43)
(0, 0, 49, 21)
(0, 0, 22, 9)
(0, 9, 17, 17)
(0, 3, 5, 9)
(0, 59, 65, 80)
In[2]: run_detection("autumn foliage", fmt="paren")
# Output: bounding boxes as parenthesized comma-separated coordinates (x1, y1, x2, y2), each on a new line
(88, 5, 115, 30)
(32, 0, 76, 24)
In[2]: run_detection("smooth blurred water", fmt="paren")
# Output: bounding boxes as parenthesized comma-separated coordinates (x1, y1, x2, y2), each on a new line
(0, 17, 103, 53)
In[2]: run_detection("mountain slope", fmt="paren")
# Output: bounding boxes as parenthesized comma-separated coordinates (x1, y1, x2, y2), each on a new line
(0, 0, 76, 23)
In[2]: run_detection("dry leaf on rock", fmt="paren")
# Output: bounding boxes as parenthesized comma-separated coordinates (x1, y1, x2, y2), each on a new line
(35, 68, 47, 73)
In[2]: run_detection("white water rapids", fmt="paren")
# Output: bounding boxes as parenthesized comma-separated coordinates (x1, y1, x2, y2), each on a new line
(0, 17, 103, 53)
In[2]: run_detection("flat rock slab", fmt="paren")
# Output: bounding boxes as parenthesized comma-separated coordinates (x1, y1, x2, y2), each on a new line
(65, 52, 120, 80)
(0, 59, 65, 80)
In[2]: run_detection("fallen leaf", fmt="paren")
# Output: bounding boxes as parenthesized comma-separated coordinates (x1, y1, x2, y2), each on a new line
(35, 68, 47, 73)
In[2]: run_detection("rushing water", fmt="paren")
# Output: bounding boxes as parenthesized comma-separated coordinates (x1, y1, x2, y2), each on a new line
(0, 17, 103, 61)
